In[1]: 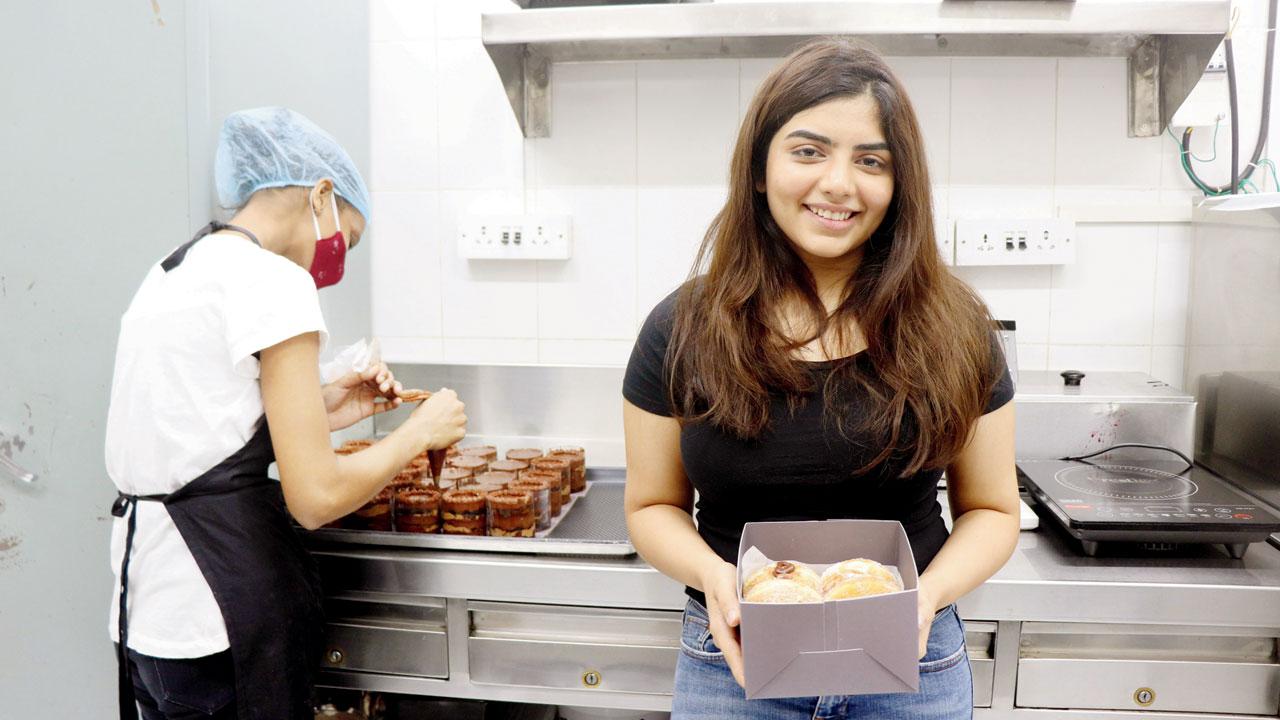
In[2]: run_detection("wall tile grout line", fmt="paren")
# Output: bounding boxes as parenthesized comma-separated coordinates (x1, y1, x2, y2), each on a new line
(1045, 60, 1061, 356)
(1149, 224, 1166, 376)
(433, 5, 445, 359)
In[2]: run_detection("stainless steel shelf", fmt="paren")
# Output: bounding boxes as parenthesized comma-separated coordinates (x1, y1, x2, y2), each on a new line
(482, 0, 1229, 138)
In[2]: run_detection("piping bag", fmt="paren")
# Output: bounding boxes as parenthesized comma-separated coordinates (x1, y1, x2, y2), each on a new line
(398, 388, 448, 489)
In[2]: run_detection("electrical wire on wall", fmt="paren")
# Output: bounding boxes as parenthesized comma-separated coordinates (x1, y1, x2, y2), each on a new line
(1176, 0, 1277, 195)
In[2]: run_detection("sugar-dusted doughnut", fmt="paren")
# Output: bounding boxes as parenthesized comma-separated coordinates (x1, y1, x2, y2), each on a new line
(744, 578, 823, 604)
(742, 560, 821, 599)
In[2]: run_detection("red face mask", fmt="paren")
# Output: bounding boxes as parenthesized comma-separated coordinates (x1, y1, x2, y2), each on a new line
(309, 198, 346, 289)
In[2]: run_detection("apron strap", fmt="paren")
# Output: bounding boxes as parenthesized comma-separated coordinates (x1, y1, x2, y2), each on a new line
(161, 221, 262, 273)
(112, 492, 165, 720)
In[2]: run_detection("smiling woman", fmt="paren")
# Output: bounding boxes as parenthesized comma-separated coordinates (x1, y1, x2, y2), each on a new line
(761, 95, 895, 287)
(622, 39, 1020, 719)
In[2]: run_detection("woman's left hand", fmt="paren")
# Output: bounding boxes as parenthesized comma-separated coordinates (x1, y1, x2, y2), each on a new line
(321, 362, 403, 431)
(915, 576, 942, 659)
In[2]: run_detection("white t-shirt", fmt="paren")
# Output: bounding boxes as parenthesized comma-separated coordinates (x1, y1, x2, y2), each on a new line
(105, 232, 328, 658)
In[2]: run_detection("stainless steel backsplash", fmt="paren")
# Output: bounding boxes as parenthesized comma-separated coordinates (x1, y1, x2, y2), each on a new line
(379, 364, 630, 466)
(378, 364, 1195, 465)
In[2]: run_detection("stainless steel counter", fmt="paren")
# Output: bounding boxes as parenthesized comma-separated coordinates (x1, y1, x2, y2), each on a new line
(309, 484, 1280, 717)
(312, 485, 1280, 620)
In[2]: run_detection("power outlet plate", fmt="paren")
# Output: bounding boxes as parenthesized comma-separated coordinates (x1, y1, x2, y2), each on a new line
(954, 218, 1076, 266)
(458, 214, 571, 260)
(935, 217, 954, 265)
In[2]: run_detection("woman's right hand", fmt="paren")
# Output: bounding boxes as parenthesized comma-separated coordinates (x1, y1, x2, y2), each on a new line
(699, 558, 746, 687)
(407, 388, 467, 450)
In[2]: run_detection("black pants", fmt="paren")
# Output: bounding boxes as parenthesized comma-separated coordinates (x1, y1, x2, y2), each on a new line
(126, 648, 237, 719)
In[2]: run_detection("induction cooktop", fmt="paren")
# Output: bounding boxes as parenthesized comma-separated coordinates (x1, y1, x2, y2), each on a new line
(1018, 459, 1280, 558)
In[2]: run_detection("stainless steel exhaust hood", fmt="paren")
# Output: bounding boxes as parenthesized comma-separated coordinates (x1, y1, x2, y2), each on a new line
(482, 1, 1229, 138)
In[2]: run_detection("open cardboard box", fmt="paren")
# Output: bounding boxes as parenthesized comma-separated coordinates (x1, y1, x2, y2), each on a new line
(737, 519, 920, 699)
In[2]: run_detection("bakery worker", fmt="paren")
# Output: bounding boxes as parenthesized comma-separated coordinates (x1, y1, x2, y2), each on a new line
(105, 107, 467, 720)
(623, 40, 1018, 718)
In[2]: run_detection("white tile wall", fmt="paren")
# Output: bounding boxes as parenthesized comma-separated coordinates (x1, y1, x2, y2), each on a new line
(1049, 224, 1158, 346)
(1047, 344, 1153, 373)
(887, 57, 951, 184)
(443, 337, 538, 364)
(436, 37, 525, 189)
(382, 336, 444, 364)
(538, 339, 634, 366)
(1150, 345, 1187, 387)
(739, 58, 776, 118)
(435, 0, 518, 39)
(949, 186, 1055, 218)
(531, 62, 638, 187)
(370, 41, 439, 191)
(369, 4, 1206, 388)
(371, 0, 435, 42)
(950, 58, 1057, 186)
(533, 186, 638, 340)
(951, 266, 1053, 344)
(1017, 343, 1049, 372)
(637, 60, 739, 186)
(438, 189, 537, 338)
(370, 191, 443, 338)
(636, 186, 727, 321)
(1152, 224, 1193, 346)
(1054, 58, 1161, 188)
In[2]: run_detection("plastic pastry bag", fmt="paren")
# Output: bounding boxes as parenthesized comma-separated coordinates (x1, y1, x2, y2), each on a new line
(319, 337, 383, 384)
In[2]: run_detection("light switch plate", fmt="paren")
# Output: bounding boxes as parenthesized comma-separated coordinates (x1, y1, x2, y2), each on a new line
(954, 218, 1076, 266)
(458, 214, 571, 260)
(935, 216, 954, 265)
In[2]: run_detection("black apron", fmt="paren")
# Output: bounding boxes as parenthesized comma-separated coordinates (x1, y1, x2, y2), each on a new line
(112, 222, 325, 720)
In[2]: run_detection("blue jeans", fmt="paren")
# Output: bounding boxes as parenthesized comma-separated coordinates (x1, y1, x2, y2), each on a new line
(673, 599, 972, 719)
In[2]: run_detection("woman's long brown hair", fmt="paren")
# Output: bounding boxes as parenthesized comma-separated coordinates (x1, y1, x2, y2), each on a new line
(666, 39, 1001, 476)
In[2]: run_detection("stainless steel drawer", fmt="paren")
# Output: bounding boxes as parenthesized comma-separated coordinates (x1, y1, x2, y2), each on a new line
(468, 601, 681, 695)
(1015, 622, 1280, 715)
(321, 594, 449, 679)
(965, 621, 996, 708)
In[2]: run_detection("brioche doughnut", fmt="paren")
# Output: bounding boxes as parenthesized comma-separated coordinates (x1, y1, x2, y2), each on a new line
(819, 558, 897, 594)
(744, 578, 823, 604)
(823, 575, 902, 600)
(742, 560, 821, 599)
(820, 558, 902, 599)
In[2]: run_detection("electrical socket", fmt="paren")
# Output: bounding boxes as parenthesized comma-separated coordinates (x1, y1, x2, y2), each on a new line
(458, 214, 571, 260)
(953, 218, 1076, 266)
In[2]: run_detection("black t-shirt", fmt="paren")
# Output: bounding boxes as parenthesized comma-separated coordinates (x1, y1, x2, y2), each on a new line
(622, 290, 1014, 606)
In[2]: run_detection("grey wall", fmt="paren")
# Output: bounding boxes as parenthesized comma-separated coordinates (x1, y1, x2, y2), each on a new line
(0, 1, 190, 714)
(0, 0, 371, 713)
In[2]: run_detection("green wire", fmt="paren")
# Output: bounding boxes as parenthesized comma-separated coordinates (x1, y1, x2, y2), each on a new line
(1167, 120, 1219, 162)
(1256, 158, 1280, 191)
(1174, 123, 1252, 196)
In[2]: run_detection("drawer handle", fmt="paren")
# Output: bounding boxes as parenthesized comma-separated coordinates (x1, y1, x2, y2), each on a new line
(326, 648, 345, 666)
(1134, 687, 1156, 706)
(582, 670, 602, 688)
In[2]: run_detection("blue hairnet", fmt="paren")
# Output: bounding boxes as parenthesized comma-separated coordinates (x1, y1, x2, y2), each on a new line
(214, 107, 371, 226)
